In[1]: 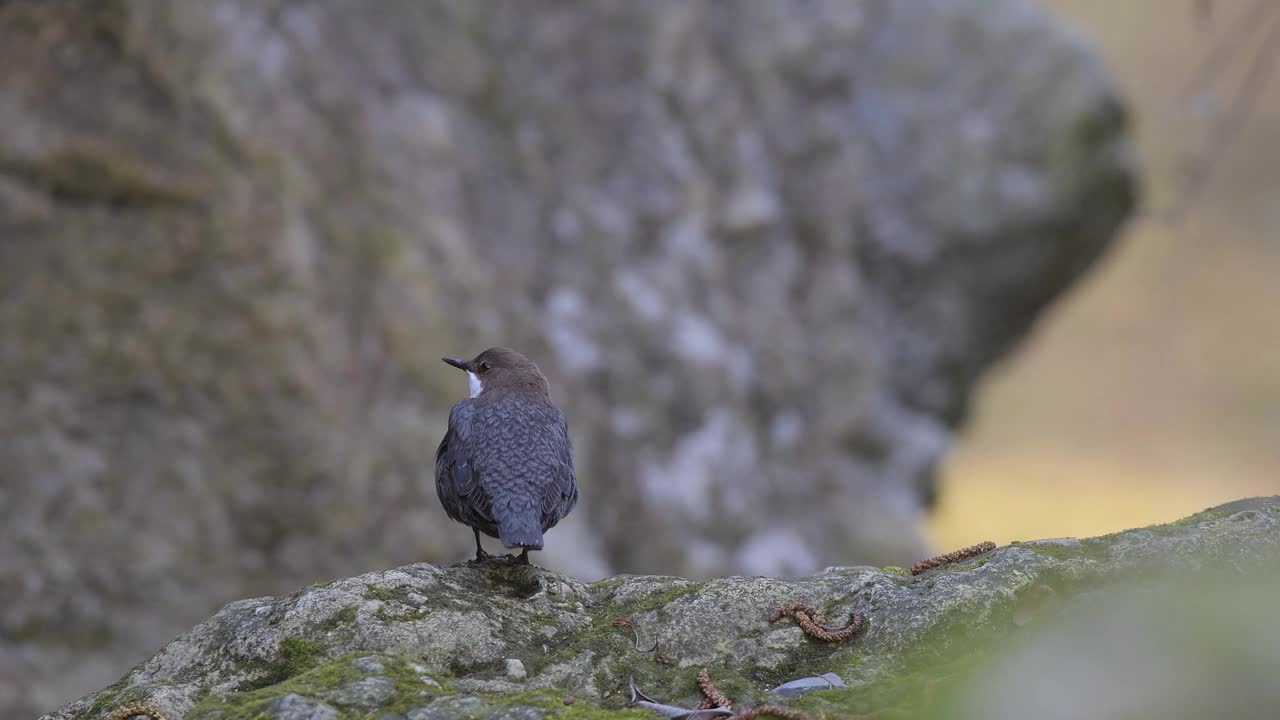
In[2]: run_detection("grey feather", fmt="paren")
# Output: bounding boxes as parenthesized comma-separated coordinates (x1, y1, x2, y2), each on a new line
(435, 394, 577, 550)
(435, 400, 499, 537)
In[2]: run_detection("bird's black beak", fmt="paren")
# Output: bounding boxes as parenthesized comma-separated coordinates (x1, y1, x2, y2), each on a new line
(442, 357, 468, 371)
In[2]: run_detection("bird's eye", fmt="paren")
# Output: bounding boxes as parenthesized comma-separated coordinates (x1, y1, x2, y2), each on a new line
(478, 361, 491, 373)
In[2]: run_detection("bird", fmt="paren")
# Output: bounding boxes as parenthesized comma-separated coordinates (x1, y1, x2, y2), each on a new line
(434, 347, 578, 564)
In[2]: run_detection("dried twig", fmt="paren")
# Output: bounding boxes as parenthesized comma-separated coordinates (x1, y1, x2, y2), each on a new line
(695, 671, 812, 720)
(634, 626, 659, 654)
(612, 615, 658, 653)
(910, 541, 996, 575)
(768, 602, 864, 642)
(105, 703, 170, 720)
(697, 669, 733, 709)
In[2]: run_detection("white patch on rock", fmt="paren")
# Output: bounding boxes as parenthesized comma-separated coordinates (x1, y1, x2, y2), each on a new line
(726, 344, 756, 390)
(609, 408, 647, 437)
(672, 313, 725, 365)
(551, 206, 581, 240)
(504, 658, 527, 681)
(544, 288, 603, 372)
(685, 539, 729, 577)
(664, 214, 716, 270)
(770, 412, 805, 450)
(539, 513, 612, 580)
(736, 528, 818, 577)
(641, 410, 759, 518)
(722, 183, 780, 231)
(616, 270, 665, 322)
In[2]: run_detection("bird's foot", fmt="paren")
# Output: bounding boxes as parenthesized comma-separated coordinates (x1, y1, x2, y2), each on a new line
(516, 548, 531, 565)
(474, 547, 495, 562)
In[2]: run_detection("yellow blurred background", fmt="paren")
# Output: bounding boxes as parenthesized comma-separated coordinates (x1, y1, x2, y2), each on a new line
(933, 0, 1280, 547)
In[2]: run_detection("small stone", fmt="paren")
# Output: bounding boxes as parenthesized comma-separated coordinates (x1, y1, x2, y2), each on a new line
(407, 695, 491, 720)
(351, 656, 386, 674)
(505, 658, 527, 681)
(268, 693, 339, 720)
(325, 676, 396, 707)
(563, 696, 575, 705)
(406, 592, 427, 606)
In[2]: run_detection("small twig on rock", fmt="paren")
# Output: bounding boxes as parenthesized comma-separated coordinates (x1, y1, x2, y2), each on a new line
(106, 703, 170, 720)
(697, 669, 733, 709)
(633, 625, 659, 653)
(910, 541, 997, 575)
(768, 602, 864, 642)
(612, 615, 658, 653)
(695, 671, 811, 720)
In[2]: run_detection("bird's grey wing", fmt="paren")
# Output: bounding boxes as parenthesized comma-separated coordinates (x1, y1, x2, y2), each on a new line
(435, 399, 495, 528)
(539, 407, 578, 531)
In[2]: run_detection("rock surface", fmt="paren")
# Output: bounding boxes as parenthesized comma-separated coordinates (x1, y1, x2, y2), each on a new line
(42, 498, 1280, 720)
(0, 0, 1135, 714)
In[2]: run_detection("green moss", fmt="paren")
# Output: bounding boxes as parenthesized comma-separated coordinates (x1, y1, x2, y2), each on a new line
(1147, 507, 1235, 536)
(365, 582, 412, 604)
(587, 577, 626, 593)
(1016, 539, 1110, 563)
(86, 688, 119, 717)
(321, 604, 358, 628)
(882, 566, 911, 575)
(374, 605, 428, 623)
(195, 653, 423, 718)
(636, 583, 704, 613)
(517, 580, 716, 703)
(1174, 507, 1233, 525)
(189, 653, 667, 720)
(86, 683, 153, 718)
(941, 559, 990, 573)
(790, 604, 1020, 719)
(238, 636, 324, 691)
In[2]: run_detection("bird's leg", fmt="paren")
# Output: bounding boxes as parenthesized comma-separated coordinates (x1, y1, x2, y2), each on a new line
(474, 529, 493, 561)
(516, 548, 530, 565)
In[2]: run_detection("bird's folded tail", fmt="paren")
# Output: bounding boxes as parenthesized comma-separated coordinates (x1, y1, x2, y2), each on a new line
(498, 515, 544, 550)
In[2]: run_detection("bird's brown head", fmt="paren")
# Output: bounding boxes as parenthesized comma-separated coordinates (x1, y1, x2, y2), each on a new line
(442, 347, 550, 399)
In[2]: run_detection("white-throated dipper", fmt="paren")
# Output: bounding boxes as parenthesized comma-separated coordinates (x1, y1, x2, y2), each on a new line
(435, 347, 578, 564)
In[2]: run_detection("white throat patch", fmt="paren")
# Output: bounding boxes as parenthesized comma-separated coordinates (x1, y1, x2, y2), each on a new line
(468, 371, 483, 398)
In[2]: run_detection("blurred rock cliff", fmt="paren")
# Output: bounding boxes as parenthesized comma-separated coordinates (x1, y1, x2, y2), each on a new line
(0, 0, 1135, 715)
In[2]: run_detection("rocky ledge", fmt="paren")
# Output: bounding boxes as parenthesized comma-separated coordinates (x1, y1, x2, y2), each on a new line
(46, 497, 1280, 720)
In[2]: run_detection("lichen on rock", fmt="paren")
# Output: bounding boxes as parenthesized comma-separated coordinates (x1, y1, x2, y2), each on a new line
(42, 497, 1280, 719)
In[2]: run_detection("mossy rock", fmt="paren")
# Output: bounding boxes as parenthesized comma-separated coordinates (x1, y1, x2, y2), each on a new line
(41, 497, 1280, 719)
